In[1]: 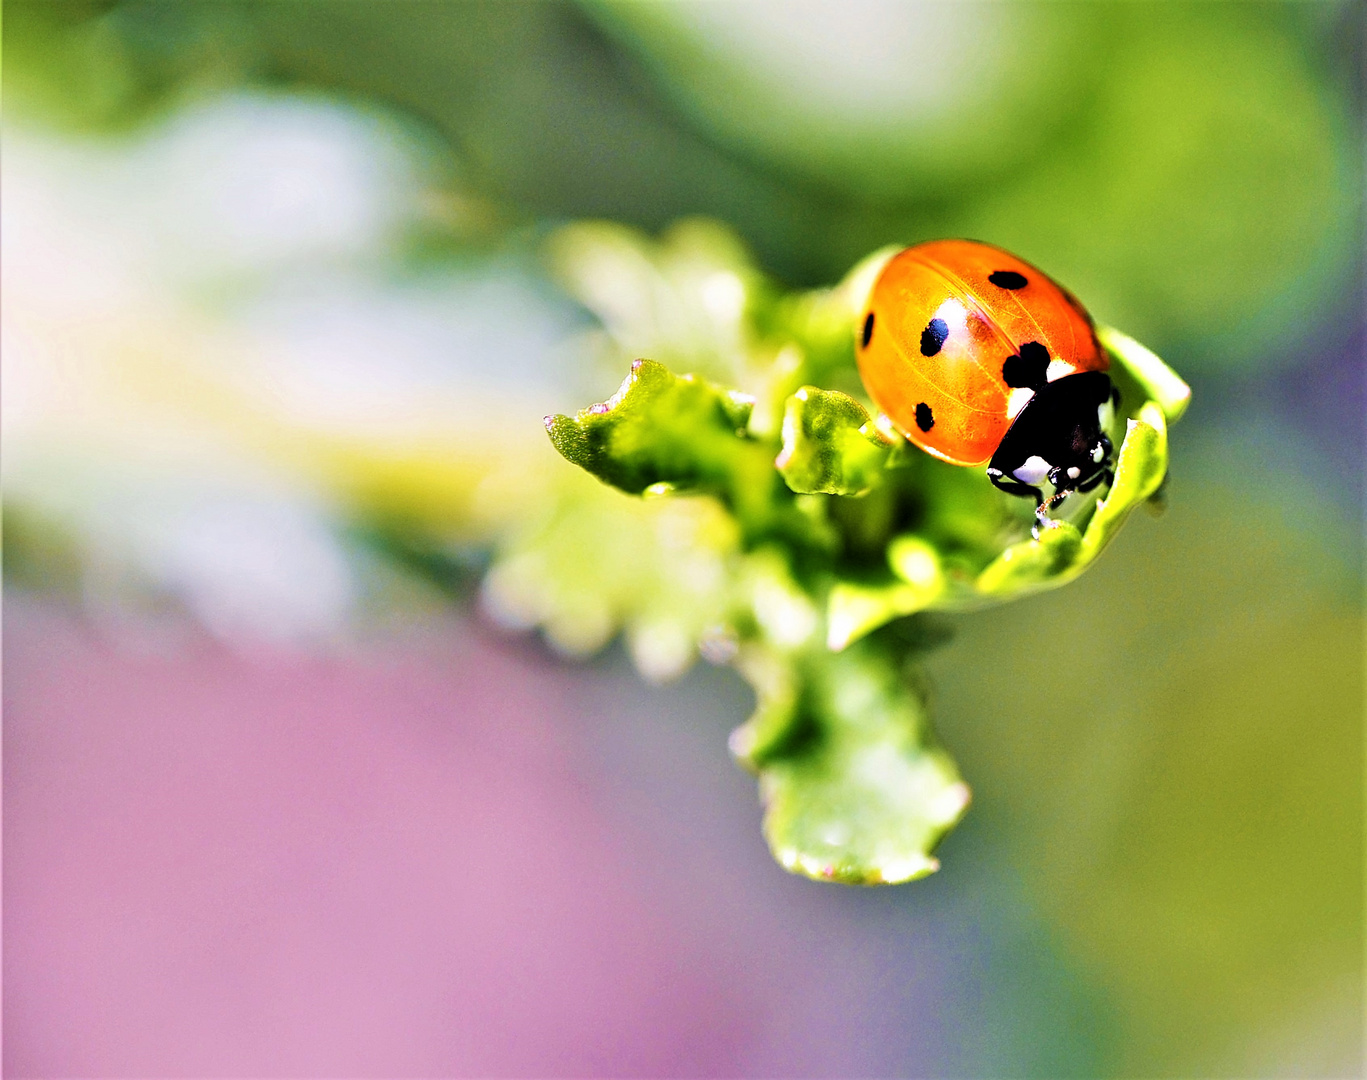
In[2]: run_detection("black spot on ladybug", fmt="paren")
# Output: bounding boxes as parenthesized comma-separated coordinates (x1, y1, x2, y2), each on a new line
(989, 270, 1028, 290)
(861, 312, 874, 348)
(1002, 340, 1050, 389)
(920, 318, 948, 356)
(915, 402, 934, 431)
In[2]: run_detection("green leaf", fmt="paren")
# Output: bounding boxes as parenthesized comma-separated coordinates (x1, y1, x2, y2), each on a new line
(825, 537, 945, 650)
(776, 386, 893, 496)
(481, 474, 741, 678)
(751, 639, 971, 885)
(974, 520, 1085, 596)
(826, 581, 927, 652)
(1081, 402, 1169, 557)
(514, 226, 1192, 886)
(962, 399, 1169, 601)
(545, 358, 753, 492)
(727, 644, 802, 767)
(1099, 324, 1192, 422)
(545, 358, 789, 539)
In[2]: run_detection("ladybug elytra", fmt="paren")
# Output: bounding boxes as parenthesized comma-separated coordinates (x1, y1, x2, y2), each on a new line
(856, 239, 1120, 527)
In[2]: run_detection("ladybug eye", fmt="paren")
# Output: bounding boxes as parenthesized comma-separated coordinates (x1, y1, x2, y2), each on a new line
(861, 312, 875, 348)
(989, 270, 1028, 290)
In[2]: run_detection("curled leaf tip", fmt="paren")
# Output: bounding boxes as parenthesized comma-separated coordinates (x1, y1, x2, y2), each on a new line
(1099, 325, 1192, 423)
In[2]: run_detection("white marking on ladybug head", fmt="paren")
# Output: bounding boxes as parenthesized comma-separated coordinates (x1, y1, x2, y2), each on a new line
(1067, 466, 1081, 480)
(1013, 455, 1051, 485)
(1092, 443, 1105, 463)
(1046, 359, 1073, 382)
(1005, 387, 1034, 419)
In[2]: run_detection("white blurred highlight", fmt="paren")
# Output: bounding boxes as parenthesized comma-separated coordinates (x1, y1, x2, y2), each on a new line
(3, 91, 580, 645)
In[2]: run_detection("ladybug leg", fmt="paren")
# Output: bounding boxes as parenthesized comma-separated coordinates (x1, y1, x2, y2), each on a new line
(987, 468, 1044, 506)
(1077, 468, 1111, 494)
(989, 468, 1059, 538)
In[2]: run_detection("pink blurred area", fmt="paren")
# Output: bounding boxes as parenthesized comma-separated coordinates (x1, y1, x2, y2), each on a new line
(4, 599, 764, 1076)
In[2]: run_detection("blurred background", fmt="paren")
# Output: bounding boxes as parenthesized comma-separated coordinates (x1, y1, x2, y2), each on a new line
(3, 2, 1362, 1075)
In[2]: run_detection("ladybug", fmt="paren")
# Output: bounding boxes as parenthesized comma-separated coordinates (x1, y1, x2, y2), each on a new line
(856, 239, 1120, 527)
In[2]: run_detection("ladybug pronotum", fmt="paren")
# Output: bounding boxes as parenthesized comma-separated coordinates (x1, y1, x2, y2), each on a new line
(856, 239, 1120, 525)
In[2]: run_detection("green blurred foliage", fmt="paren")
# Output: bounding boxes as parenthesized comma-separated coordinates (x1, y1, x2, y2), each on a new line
(6, 1, 1358, 370)
(583, 2, 1360, 367)
(941, 5, 1360, 369)
(3, 1, 257, 130)
(581, 1, 1109, 200)
(927, 462, 1362, 1073)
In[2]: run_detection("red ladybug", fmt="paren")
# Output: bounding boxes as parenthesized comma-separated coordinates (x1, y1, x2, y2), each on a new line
(856, 239, 1120, 522)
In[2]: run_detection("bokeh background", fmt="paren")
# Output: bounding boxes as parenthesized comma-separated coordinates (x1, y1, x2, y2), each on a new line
(3, 2, 1362, 1076)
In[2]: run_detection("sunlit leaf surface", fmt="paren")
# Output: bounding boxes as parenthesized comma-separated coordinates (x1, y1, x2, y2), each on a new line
(528, 224, 1189, 882)
(755, 638, 970, 885)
